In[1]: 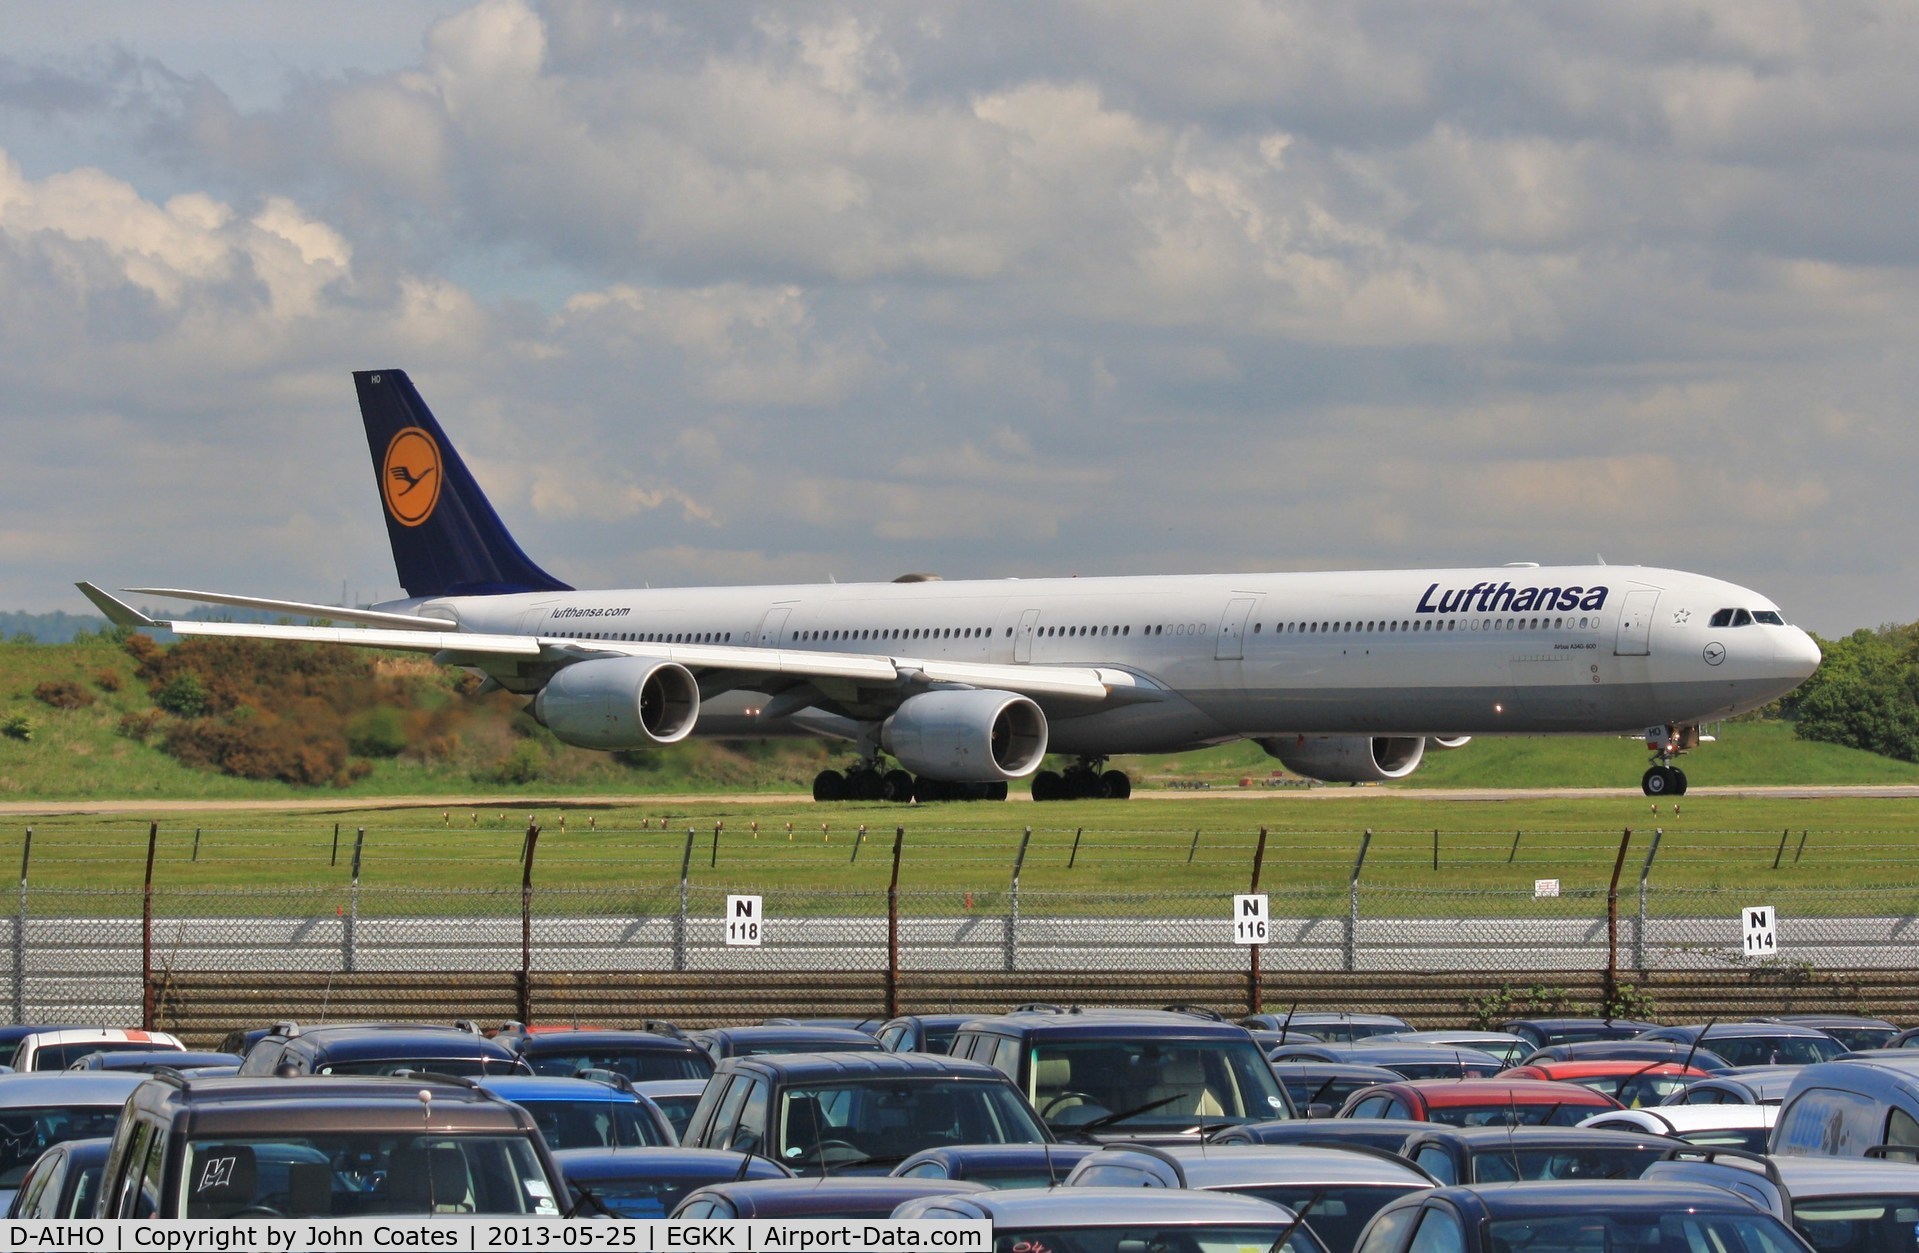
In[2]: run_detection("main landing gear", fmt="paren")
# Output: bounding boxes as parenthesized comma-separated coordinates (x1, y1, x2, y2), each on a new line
(1641, 723, 1698, 796)
(811, 762, 1008, 802)
(1030, 757, 1132, 801)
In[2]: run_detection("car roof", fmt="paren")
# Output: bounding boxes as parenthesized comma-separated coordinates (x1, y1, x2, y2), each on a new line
(1753, 1014, 1897, 1028)
(0, 1072, 145, 1105)
(1258, 1013, 1411, 1027)
(714, 1052, 1004, 1081)
(124, 1074, 538, 1134)
(895, 1143, 1097, 1170)
(959, 1010, 1259, 1040)
(698, 1025, 881, 1042)
(678, 1176, 988, 1215)
(1270, 1062, 1406, 1080)
(1370, 1080, 1618, 1107)
(1279, 1045, 1504, 1065)
(516, 1030, 700, 1052)
(1084, 1143, 1432, 1185)
(899, 1185, 1294, 1223)
(1580, 1104, 1778, 1131)
(77, 1050, 241, 1070)
(551, 1145, 794, 1178)
(1770, 1155, 1919, 1192)
(1368, 1032, 1525, 1046)
(477, 1076, 641, 1101)
(1430, 1179, 1791, 1217)
(1641, 1023, 1840, 1040)
(15, 1028, 179, 1047)
(1505, 1061, 1705, 1078)
(631, 1079, 708, 1096)
(287, 1027, 519, 1058)
(1402, 1126, 1676, 1150)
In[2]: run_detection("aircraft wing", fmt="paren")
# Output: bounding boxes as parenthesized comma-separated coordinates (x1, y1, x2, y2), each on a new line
(78, 583, 1138, 703)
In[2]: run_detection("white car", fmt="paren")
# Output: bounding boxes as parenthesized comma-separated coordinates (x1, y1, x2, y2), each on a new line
(9, 1029, 183, 1073)
(1579, 1102, 1777, 1153)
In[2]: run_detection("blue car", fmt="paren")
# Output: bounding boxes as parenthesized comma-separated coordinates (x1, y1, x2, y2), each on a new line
(478, 1076, 676, 1152)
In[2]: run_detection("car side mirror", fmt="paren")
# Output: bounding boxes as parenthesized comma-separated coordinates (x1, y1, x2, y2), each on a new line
(1307, 1103, 1335, 1119)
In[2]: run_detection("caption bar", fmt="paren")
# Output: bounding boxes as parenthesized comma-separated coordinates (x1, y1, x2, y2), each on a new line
(0, 1222, 992, 1253)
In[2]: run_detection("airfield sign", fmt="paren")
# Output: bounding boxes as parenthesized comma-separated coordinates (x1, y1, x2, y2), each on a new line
(1233, 894, 1270, 946)
(1742, 905, 1777, 959)
(726, 894, 763, 947)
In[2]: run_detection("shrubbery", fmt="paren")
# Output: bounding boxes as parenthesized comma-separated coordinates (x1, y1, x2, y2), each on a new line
(33, 680, 94, 710)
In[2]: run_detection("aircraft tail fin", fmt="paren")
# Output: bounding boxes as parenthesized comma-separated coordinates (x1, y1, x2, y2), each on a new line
(355, 369, 572, 599)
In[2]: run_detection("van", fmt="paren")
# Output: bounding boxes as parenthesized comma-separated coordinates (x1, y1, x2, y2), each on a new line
(1771, 1055, 1919, 1159)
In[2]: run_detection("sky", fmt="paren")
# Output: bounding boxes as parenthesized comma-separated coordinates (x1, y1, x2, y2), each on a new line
(3, 1, 1917, 637)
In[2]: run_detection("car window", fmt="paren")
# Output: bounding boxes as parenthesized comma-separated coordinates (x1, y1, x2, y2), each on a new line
(1796, 1195, 1919, 1253)
(1349, 1095, 1393, 1119)
(107, 1122, 151, 1218)
(1407, 1207, 1466, 1253)
(1413, 1145, 1456, 1185)
(0, 1106, 123, 1188)
(134, 1121, 166, 1219)
(12, 1149, 63, 1217)
(182, 1133, 558, 1217)
(708, 1076, 754, 1150)
(1355, 1203, 1420, 1253)
(734, 1079, 769, 1153)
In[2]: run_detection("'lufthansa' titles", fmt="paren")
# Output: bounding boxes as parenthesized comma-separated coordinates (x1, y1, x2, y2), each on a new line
(1416, 581, 1609, 616)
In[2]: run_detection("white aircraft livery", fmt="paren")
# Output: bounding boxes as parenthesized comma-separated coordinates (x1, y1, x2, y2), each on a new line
(80, 370, 1822, 801)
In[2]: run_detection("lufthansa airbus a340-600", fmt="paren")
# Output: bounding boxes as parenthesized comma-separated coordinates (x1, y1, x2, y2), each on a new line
(80, 370, 1821, 802)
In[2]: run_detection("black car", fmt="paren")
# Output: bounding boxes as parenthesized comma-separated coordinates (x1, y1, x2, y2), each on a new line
(505, 1029, 713, 1082)
(1351, 1180, 1812, 1253)
(6, 1137, 111, 1219)
(1396, 1125, 1679, 1186)
(680, 1050, 1049, 1174)
(1243, 1014, 1412, 1044)
(553, 1146, 793, 1217)
(672, 1176, 989, 1219)
(1271, 1063, 1404, 1118)
(1211, 1117, 1443, 1154)
(1748, 1015, 1900, 1053)
(1502, 1019, 1660, 1050)
(875, 1014, 978, 1055)
(688, 1025, 887, 1061)
(1517, 1039, 1733, 1072)
(67, 1050, 243, 1073)
(949, 1008, 1292, 1138)
(237, 1022, 529, 1077)
(1634, 1024, 1848, 1068)
(892, 1143, 1099, 1188)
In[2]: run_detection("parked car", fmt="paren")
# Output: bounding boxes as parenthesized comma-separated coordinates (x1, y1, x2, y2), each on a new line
(1749, 1015, 1900, 1053)
(237, 1022, 529, 1077)
(0, 1027, 94, 1071)
(1360, 1032, 1529, 1068)
(1516, 1039, 1733, 1071)
(475, 1076, 676, 1151)
(10, 1029, 184, 1072)
(1270, 1043, 1506, 1081)
(504, 1028, 713, 1082)
(553, 1145, 792, 1217)
(892, 1143, 1099, 1188)
(1271, 1063, 1405, 1118)
(1212, 1117, 1444, 1154)
(1338, 1079, 1621, 1127)
(679, 1050, 1048, 1174)
(875, 1015, 977, 1055)
(1064, 1142, 1436, 1253)
(1502, 1018, 1659, 1050)
(0, 1073, 143, 1209)
(1496, 1060, 1712, 1108)
(1579, 1102, 1778, 1153)
(1243, 1013, 1413, 1044)
(96, 1073, 565, 1217)
(896, 1185, 1331, 1253)
(949, 1008, 1292, 1139)
(1396, 1125, 1679, 1185)
(1771, 1054, 1919, 1159)
(630, 1079, 707, 1140)
(1648, 1146, 1919, 1253)
(1659, 1065, 1801, 1106)
(689, 1025, 887, 1061)
(66, 1050, 242, 1074)
(1349, 1180, 1813, 1253)
(5, 1137, 110, 1219)
(1634, 1023, 1849, 1068)
(672, 1175, 987, 1219)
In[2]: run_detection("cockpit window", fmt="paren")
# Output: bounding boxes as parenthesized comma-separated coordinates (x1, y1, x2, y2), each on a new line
(1708, 609, 1756, 628)
(1753, 610, 1784, 625)
(1709, 609, 1734, 627)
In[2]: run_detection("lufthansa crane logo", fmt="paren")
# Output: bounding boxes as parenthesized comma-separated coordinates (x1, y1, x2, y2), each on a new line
(1703, 642, 1726, 666)
(382, 428, 441, 527)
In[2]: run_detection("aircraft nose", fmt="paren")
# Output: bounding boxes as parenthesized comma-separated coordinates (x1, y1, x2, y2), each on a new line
(1777, 627, 1822, 680)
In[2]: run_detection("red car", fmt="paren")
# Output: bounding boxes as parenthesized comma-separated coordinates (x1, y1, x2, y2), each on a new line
(1498, 1060, 1712, 1108)
(1336, 1078, 1622, 1126)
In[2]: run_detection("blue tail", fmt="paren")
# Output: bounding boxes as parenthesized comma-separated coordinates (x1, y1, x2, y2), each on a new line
(355, 369, 572, 599)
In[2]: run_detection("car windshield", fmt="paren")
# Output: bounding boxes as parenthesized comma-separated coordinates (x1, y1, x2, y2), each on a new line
(1488, 1212, 1803, 1253)
(995, 1224, 1325, 1253)
(1469, 1145, 1666, 1183)
(1426, 1103, 1596, 1128)
(1794, 1195, 1919, 1253)
(1279, 1076, 1388, 1112)
(526, 1050, 709, 1082)
(515, 1099, 669, 1151)
(0, 1107, 123, 1185)
(1031, 1039, 1289, 1130)
(1238, 1184, 1426, 1253)
(1697, 1035, 1845, 1066)
(318, 1058, 518, 1077)
(1386, 1062, 1501, 1081)
(29, 1041, 169, 1070)
(1572, 1074, 1697, 1106)
(778, 1079, 1046, 1169)
(181, 1134, 559, 1218)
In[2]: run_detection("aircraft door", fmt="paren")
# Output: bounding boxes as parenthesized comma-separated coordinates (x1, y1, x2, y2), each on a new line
(755, 605, 793, 647)
(1012, 609, 1041, 663)
(1216, 597, 1258, 661)
(1614, 590, 1658, 656)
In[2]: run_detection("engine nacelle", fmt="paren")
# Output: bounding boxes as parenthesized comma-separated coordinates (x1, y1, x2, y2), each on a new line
(533, 657, 700, 749)
(1427, 735, 1472, 751)
(1256, 734, 1427, 783)
(881, 690, 1048, 782)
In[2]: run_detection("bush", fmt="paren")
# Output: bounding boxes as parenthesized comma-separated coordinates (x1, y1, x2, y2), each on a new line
(156, 673, 211, 718)
(33, 680, 94, 710)
(347, 706, 409, 758)
(485, 741, 545, 785)
(93, 669, 123, 693)
(162, 716, 348, 786)
(117, 709, 164, 741)
(2, 713, 31, 742)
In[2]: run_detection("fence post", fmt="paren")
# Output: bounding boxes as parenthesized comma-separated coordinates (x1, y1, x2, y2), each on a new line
(1347, 831, 1372, 973)
(886, 827, 905, 1019)
(1187, 829, 1201, 864)
(141, 821, 158, 1031)
(675, 828, 696, 973)
(1635, 829, 1663, 974)
(1772, 828, 1790, 870)
(1508, 830, 1522, 864)
(1603, 828, 1632, 1018)
(330, 822, 340, 868)
(1794, 830, 1809, 863)
(1006, 827, 1033, 973)
(14, 827, 31, 1024)
(1068, 828, 1083, 870)
(1248, 826, 1269, 1016)
(345, 827, 365, 974)
(519, 821, 540, 1026)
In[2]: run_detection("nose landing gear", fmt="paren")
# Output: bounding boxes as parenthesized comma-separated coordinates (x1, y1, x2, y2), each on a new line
(1641, 724, 1698, 796)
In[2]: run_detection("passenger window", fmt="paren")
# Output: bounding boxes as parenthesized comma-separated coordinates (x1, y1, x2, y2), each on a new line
(1413, 1146, 1455, 1185)
(1349, 1094, 1392, 1118)
(734, 1079, 769, 1153)
(110, 1123, 152, 1217)
(135, 1122, 168, 1218)
(1406, 1207, 1467, 1253)
(1355, 1205, 1419, 1253)
(709, 1075, 753, 1148)
(1887, 1106, 1919, 1150)
(991, 1037, 1021, 1077)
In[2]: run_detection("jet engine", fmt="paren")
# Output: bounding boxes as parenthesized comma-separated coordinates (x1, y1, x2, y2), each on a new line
(880, 690, 1048, 782)
(1256, 734, 1427, 783)
(533, 657, 700, 749)
(1427, 735, 1472, 750)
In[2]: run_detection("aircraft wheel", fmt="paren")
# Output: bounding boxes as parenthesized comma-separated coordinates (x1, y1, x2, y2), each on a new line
(882, 769, 915, 802)
(1642, 766, 1673, 797)
(987, 781, 1009, 801)
(813, 769, 847, 802)
(1031, 770, 1063, 801)
(912, 776, 948, 803)
(1101, 769, 1132, 800)
(1671, 768, 1689, 796)
(849, 769, 884, 801)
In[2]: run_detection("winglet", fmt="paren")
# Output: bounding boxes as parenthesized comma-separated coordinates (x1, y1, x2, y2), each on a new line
(75, 583, 161, 629)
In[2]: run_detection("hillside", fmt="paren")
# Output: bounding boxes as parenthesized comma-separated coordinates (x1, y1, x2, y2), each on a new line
(3, 634, 1915, 799)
